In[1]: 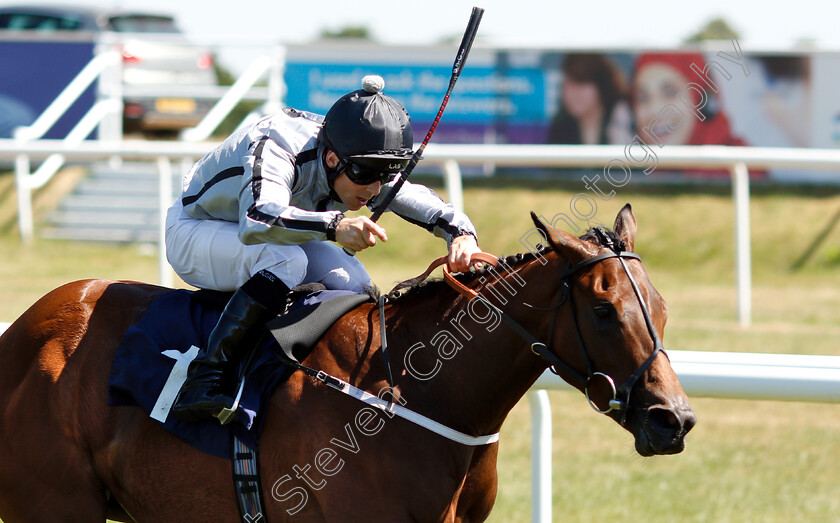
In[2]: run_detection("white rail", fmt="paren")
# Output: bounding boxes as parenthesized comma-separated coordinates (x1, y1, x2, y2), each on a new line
(7, 141, 840, 168)
(11, 50, 124, 241)
(4, 141, 840, 323)
(532, 350, 840, 402)
(528, 349, 840, 523)
(181, 51, 285, 142)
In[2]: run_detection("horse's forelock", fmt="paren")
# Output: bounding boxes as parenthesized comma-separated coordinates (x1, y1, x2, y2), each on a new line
(578, 226, 622, 248)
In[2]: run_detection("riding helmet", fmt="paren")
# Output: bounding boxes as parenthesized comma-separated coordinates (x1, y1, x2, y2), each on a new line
(322, 75, 413, 174)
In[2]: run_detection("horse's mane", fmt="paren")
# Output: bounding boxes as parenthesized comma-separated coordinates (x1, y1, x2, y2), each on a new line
(388, 226, 622, 302)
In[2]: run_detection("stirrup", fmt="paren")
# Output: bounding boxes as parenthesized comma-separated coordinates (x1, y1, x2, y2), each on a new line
(215, 376, 246, 425)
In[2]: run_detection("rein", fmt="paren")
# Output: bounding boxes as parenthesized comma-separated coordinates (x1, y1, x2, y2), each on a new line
(393, 231, 666, 424)
(287, 233, 665, 445)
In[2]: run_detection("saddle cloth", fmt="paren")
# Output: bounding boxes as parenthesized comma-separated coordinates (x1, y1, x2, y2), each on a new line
(107, 287, 370, 458)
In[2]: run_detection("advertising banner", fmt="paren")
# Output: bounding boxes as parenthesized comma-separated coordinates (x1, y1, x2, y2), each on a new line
(0, 38, 96, 139)
(286, 42, 833, 179)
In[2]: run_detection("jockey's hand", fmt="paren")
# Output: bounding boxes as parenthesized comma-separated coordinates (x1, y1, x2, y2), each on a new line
(335, 216, 388, 252)
(448, 234, 482, 273)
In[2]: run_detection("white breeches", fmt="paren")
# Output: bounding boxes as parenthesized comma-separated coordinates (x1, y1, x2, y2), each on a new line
(165, 200, 371, 293)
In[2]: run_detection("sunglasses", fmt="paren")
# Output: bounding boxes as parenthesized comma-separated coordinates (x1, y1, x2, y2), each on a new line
(340, 160, 394, 186)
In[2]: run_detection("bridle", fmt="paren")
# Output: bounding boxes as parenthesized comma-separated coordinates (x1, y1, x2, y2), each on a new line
(438, 228, 667, 424)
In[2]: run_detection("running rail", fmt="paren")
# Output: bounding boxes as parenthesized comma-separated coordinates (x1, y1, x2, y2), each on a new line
(527, 349, 840, 522)
(4, 142, 840, 325)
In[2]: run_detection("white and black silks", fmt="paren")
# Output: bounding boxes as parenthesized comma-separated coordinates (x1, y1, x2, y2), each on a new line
(180, 108, 477, 247)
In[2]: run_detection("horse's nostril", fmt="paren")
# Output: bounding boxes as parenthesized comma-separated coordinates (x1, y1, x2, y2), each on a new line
(649, 407, 678, 430)
(648, 405, 695, 435)
(642, 406, 695, 455)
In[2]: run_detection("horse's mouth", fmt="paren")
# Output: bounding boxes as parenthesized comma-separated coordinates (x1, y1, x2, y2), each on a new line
(634, 428, 686, 457)
(628, 404, 695, 456)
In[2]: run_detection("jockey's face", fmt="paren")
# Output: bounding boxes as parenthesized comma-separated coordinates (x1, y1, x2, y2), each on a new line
(326, 150, 382, 211)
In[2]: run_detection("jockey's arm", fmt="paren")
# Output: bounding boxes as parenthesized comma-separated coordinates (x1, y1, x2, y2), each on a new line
(237, 141, 343, 246)
(371, 179, 481, 272)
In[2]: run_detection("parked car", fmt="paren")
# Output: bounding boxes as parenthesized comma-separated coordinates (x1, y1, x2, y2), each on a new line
(0, 5, 218, 136)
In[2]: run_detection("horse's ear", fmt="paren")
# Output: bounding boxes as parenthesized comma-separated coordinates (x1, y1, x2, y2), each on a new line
(529, 211, 593, 263)
(613, 203, 637, 252)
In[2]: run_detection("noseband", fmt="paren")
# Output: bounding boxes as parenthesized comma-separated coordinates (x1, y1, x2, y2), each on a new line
(442, 228, 666, 424)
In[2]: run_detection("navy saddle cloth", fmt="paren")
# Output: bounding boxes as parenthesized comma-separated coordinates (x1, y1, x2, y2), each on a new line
(108, 287, 370, 458)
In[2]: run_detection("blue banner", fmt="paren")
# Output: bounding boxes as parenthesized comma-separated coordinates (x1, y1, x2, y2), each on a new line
(284, 60, 547, 144)
(0, 39, 96, 138)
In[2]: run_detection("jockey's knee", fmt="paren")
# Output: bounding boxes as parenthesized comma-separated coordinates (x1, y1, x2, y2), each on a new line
(320, 267, 370, 293)
(253, 245, 308, 289)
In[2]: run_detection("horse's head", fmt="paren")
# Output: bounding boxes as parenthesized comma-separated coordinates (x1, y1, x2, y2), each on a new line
(530, 203, 695, 456)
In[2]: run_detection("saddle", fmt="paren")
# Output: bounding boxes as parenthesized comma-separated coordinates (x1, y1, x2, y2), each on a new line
(107, 285, 371, 459)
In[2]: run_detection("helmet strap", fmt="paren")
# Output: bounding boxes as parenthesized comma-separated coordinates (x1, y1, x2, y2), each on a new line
(319, 144, 340, 184)
(318, 145, 344, 203)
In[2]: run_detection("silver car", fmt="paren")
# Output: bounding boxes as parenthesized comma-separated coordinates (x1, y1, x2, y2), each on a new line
(0, 5, 218, 136)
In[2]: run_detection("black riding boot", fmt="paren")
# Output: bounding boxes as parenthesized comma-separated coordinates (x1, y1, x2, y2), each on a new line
(173, 271, 290, 423)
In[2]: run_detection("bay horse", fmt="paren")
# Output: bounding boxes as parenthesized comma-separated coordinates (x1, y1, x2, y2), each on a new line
(0, 204, 695, 522)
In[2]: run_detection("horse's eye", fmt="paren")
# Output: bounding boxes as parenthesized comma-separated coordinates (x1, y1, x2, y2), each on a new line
(593, 304, 612, 318)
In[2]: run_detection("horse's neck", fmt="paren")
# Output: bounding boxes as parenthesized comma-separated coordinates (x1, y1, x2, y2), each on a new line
(384, 257, 556, 437)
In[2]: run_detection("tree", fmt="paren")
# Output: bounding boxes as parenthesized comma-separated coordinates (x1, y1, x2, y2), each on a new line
(319, 25, 374, 40)
(684, 17, 741, 43)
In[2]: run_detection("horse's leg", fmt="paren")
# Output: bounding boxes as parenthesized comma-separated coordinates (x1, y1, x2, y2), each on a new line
(0, 453, 107, 522)
(453, 443, 499, 522)
(98, 411, 242, 523)
(0, 346, 108, 521)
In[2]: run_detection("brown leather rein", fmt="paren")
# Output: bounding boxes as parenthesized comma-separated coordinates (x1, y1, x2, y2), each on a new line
(389, 251, 500, 299)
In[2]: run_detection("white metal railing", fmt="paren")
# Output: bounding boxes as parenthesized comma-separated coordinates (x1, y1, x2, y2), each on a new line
(10, 38, 287, 242)
(12, 49, 124, 240)
(532, 350, 840, 402)
(180, 49, 285, 142)
(0, 139, 214, 283)
(11, 51, 121, 142)
(4, 141, 840, 326)
(527, 349, 840, 522)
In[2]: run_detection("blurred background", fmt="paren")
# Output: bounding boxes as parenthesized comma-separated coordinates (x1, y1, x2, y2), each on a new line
(1, 1, 839, 522)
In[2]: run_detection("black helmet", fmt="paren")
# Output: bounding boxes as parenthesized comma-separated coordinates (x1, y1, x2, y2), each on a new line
(322, 75, 413, 180)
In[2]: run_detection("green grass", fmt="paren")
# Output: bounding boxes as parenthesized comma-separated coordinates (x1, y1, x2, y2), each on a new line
(492, 393, 840, 522)
(2, 172, 840, 521)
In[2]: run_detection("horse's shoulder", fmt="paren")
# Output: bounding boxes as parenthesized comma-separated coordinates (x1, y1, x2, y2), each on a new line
(347, 299, 378, 318)
(335, 299, 378, 338)
(302, 299, 382, 376)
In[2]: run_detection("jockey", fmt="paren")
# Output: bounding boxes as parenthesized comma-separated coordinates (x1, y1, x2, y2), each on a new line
(166, 75, 481, 423)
